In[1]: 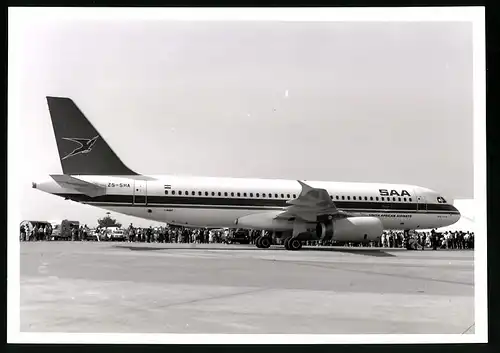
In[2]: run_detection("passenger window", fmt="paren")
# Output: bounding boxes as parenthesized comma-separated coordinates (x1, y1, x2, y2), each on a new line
(244, 193, 247, 197)
(205, 192, 208, 196)
(250, 193, 254, 197)
(398, 197, 401, 202)
(269, 193, 272, 198)
(218, 192, 221, 196)
(381, 197, 384, 201)
(172, 191, 176, 195)
(231, 192, 234, 197)
(256, 193, 260, 197)
(224, 192, 228, 197)
(191, 191, 195, 196)
(347, 196, 350, 200)
(330, 195, 333, 199)
(237, 192, 240, 197)
(281, 194, 284, 198)
(364, 196, 367, 200)
(409, 198, 412, 202)
(293, 194, 297, 198)
(393, 197, 396, 201)
(198, 191, 202, 196)
(376, 197, 379, 201)
(370, 197, 373, 201)
(211, 192, 215, 196)
(403, 197, 406, 202)
(275, 194, 279, 198)
(341, 196, 345, 200)
(336, 196, 340, 200)
(287, 194, 290, 198)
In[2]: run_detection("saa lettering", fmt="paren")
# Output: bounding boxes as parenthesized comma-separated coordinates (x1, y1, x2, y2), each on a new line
(379, 189, 411, 197)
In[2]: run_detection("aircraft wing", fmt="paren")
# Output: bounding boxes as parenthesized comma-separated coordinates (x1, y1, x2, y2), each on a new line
(275, 180, 351, 222)
(50, 174, 106, 198)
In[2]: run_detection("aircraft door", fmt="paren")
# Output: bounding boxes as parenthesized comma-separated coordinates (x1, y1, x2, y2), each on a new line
(134, 180, 147, 205)
(416, 194, 427, 212)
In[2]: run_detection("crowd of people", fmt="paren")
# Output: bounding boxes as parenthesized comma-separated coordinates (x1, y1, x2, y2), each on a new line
(20, 222, 474, 250)
(376, 229, 474, 250)
(103, 224, 228, 244)
(19, 223, 52, 241)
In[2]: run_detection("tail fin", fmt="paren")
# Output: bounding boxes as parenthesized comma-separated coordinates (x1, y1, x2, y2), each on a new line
(46, 96, 138, 176)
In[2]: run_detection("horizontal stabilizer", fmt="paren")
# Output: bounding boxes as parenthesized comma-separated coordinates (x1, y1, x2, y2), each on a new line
(50, 174, 106, 198)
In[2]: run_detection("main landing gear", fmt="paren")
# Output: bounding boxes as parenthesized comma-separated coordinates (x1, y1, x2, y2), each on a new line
(253, 230, 304, 251)
(283, 237, 302, 251)
(255, 236, 272, 249)
(255, 236, 302, 250)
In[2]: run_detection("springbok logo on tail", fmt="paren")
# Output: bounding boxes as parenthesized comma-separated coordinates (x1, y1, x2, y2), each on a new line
(61, 136, 99, 160)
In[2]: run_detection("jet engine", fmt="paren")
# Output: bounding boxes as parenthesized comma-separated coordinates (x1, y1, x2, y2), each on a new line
(316, 217, 383, 242)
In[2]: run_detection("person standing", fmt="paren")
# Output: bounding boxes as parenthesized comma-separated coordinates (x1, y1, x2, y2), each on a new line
(20, 224, 26, 241)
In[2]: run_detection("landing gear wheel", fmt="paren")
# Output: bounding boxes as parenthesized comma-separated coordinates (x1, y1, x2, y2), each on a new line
(284, 238, 291, 250)
(255, 236, 263, 248)
(289, 238, 302, 251)
(260, 237, 271, 249)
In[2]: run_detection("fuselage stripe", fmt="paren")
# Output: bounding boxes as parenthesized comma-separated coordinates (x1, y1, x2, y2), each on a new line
(56, 193, 458, 213)
(79, 201, 459, 215)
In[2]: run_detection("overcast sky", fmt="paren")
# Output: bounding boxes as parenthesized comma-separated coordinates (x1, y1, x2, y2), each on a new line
(11, 17, 474, 227)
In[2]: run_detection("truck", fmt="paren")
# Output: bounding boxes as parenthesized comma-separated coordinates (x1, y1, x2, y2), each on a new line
(48, 220, 80, 240)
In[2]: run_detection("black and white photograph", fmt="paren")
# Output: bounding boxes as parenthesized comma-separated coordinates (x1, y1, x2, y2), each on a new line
(7, 7, 487, 344)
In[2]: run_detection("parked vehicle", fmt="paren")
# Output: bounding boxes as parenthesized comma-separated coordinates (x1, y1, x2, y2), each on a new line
(104, 227, 126, 241)
(84, 228, 98, 241)
(48, 220, 79, 240)
(224, 229, 251, 244)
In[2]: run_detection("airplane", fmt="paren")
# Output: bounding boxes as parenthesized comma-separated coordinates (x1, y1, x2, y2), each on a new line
(32, 96, 461, 251)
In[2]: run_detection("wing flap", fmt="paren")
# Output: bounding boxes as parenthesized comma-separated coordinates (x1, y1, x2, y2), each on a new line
(50, 174, 106, 197)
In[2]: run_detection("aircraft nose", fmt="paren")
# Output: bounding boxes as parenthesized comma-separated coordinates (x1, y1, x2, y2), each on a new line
(32, 182, 37, 189)
(450, 205, 461, 223)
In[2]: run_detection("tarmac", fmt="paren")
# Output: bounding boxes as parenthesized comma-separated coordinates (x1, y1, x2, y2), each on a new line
(20, 242, 475, 334)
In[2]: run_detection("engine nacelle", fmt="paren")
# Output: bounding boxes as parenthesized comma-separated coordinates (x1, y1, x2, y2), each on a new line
(235, 211, 294, 230)
(316, 221, 334, 241)
(316, 217, 383, 242)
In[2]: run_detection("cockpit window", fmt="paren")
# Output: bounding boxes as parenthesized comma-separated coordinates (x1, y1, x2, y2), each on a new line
(437, 196, 447, 203)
